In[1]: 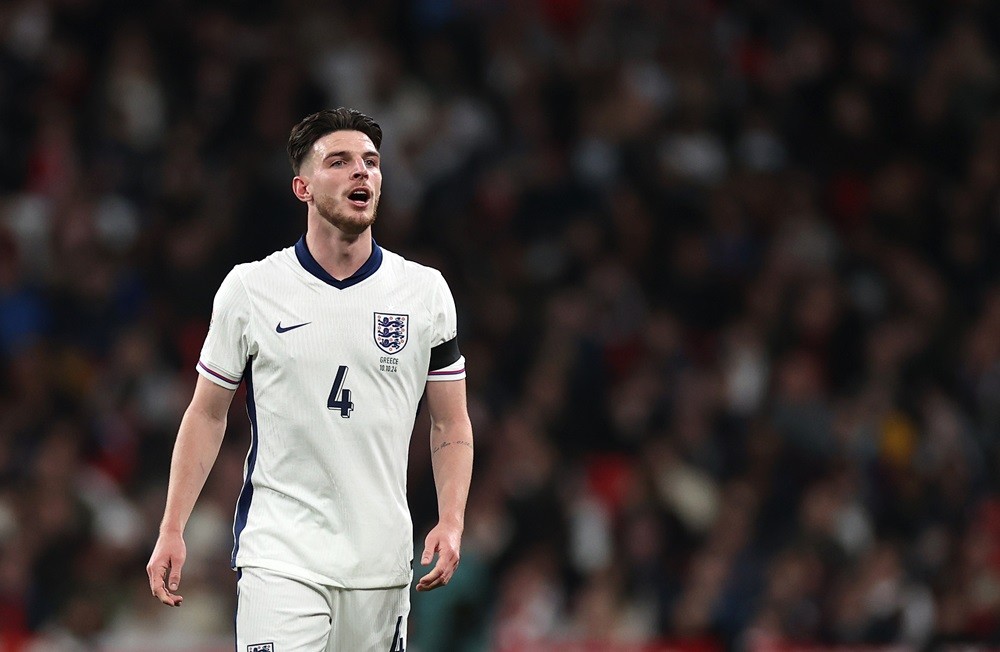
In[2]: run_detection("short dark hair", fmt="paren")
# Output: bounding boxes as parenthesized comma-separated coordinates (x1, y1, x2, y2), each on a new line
(287, 108, 383, 174)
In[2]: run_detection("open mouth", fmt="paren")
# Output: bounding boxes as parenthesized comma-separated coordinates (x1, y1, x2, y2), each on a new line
(348, 188, 371, 205)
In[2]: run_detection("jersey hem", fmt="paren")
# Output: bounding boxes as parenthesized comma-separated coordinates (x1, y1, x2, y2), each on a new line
(233, 558, 412, 589)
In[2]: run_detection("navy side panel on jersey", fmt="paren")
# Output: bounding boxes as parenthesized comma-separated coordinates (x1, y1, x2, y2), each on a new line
(232, 358, 259, 567)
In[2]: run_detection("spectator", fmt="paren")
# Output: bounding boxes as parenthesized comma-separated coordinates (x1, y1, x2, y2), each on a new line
(1, 1, 1000, 649)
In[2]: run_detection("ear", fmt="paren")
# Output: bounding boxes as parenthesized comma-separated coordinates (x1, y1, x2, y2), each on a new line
(292, 176, 311, 203)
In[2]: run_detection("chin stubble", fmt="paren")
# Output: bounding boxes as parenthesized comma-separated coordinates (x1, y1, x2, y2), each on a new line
(316, 196, 379, 235)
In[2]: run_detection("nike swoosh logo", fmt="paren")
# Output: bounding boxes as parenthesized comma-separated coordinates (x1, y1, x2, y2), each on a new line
(276, 321, 311, 333)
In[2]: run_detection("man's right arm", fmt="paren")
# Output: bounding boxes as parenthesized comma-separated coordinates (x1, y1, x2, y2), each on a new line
(146, 375, 236, 606)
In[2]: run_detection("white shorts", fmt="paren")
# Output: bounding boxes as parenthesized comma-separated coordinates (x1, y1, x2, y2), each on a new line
(235, 566, 409, 652)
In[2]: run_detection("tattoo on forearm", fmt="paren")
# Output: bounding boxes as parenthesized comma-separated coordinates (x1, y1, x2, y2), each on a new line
(432, 440, 474, 454)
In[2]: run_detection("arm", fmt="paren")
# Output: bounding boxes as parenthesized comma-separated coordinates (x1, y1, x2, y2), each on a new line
(146, 375, 236, 606)
(416, 378, 474, 592)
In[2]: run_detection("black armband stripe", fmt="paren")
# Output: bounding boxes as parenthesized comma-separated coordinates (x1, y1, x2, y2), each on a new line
(429, 336, 461, 372)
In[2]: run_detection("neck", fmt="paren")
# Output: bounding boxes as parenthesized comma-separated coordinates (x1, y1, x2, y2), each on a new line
(305, 220, 373, 281)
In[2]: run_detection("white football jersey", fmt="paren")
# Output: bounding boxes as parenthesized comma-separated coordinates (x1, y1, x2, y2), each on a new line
(196, 236, 465, 589)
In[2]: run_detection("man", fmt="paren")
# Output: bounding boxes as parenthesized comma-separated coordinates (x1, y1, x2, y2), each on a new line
(146, 108, 474, 651)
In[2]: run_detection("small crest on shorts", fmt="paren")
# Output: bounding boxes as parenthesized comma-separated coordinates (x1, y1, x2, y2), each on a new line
(248, 644, 274, 652)
(374, 312, 408, 354)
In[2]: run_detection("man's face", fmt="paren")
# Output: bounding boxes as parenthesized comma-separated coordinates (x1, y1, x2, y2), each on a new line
(298, 130, 382, 235)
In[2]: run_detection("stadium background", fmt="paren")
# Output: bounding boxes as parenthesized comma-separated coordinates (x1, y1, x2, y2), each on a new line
(1, 0, 1000, 650)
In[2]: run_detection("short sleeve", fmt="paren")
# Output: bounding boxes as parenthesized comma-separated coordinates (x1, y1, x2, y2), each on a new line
(196, 268, 251, 390)
(428, 270, 458, 348)
(427, 270, 465, 381)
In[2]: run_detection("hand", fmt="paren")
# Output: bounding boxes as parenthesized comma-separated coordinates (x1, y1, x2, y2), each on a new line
(415, 521, 462, 592)
(146, 530, 186, 606)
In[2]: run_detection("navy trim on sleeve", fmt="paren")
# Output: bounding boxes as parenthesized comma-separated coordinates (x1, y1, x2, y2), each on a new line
(429, 336, 461, 372)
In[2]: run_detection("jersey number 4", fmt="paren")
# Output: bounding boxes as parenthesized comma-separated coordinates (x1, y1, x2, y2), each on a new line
(327, 365, 354, 418)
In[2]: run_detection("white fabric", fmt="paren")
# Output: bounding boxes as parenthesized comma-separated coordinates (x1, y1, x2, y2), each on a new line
(197, 242, 463, 588)
(236, 566, 409, 652)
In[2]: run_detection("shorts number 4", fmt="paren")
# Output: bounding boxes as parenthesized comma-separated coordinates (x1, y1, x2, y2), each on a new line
(390, 615, 405, 652)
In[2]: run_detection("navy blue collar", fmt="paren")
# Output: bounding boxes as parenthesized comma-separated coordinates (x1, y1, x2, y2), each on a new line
(294, 234, 383, 289)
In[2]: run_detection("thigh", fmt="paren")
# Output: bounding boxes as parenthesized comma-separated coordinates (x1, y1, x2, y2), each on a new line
(236, 567, 333, 652)
(328, 586, 410, 652)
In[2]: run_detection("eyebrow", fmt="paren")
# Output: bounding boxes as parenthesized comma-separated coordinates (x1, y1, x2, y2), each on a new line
(323, 150, 380, 161)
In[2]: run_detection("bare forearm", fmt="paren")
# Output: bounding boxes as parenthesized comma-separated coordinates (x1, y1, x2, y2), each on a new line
(160, 406, 227, 534)
(430, 419, 474, 526)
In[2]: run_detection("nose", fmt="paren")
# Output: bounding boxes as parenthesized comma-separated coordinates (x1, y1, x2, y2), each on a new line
(351, 159, 368, 179)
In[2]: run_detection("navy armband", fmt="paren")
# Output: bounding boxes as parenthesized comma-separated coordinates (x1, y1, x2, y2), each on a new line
(429, 336, 461, 372)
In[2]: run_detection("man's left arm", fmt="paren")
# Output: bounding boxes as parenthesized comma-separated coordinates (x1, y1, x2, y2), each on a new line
(416, 378, 473, 592)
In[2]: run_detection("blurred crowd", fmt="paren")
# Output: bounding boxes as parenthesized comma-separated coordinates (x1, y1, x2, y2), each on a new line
(2, 0, 1000, 650)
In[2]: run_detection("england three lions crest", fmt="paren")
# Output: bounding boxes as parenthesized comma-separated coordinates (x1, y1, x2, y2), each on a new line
(374, 312, 409, 354)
